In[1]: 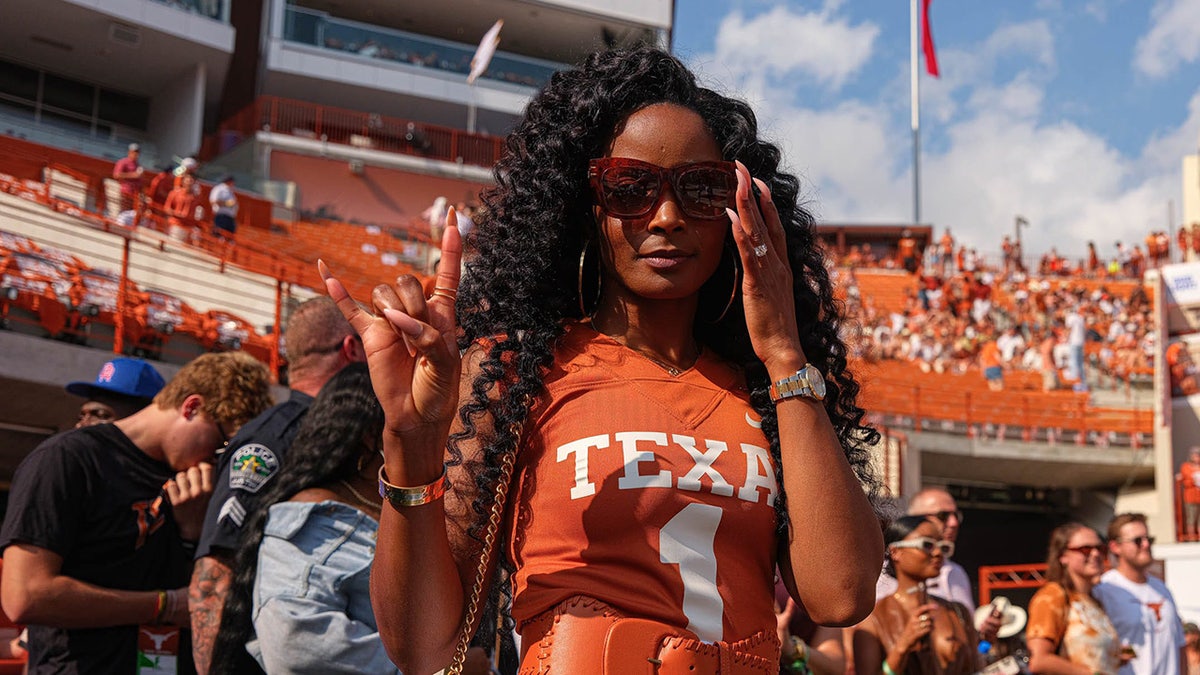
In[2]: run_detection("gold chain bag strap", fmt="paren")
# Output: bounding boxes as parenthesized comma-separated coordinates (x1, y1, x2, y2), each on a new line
(447, 394, 530, 675)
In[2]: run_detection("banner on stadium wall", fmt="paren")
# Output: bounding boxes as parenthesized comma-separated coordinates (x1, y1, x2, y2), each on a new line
(1162, 262, 1200, 308)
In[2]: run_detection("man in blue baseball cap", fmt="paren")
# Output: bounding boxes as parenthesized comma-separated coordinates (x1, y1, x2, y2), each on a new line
(66, 357, 166, 428)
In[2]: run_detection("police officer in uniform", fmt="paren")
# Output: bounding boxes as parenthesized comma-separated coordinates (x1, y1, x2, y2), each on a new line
(189, 297, 364, 674)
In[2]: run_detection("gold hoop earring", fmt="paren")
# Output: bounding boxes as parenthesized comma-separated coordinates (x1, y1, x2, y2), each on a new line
(578, 241, 601, 319)
(710, 246, 741, 324)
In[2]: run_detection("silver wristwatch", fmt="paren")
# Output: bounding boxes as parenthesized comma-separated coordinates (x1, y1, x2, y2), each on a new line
(769, 364, 826, 403)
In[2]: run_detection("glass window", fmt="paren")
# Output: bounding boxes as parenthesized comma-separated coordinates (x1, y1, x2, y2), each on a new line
(41, 74, 94, 117)
(0, 59, 39, 102)
(98, 90, 149, 129)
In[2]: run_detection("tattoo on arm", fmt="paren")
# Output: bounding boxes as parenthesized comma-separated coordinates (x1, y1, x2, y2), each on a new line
(189, 554, 233, 675)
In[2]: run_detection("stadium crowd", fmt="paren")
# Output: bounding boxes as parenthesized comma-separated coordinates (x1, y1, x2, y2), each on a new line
(835, 234, 1155, 397)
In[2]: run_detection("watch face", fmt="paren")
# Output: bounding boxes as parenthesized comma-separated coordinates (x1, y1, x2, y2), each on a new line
(805, 365, 826, 399)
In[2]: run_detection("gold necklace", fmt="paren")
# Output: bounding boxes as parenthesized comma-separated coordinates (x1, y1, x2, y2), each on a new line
(634, 345, 701, 377)
(339, 479, 382, 511)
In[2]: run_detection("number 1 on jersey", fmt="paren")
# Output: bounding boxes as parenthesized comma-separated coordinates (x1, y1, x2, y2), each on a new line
(659, 502, 724, 642)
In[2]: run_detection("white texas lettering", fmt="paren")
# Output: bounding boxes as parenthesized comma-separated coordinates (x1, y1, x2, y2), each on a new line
(556, 434, 608, 499)
(673, 435, 734, 496)
(555, 432, 776, 504)
(616, 431, 673, 490)
(737, 444, 778, 506)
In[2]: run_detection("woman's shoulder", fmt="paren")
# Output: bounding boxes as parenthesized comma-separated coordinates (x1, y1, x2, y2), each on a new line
(264, 498, 379, 541)
(1029, 581, 1071, 608)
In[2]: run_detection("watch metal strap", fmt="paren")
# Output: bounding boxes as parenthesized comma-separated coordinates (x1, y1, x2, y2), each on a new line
(769, 369, 812, 403)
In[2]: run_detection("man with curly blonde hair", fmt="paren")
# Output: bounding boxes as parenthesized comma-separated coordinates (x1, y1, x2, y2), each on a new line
(0, 351, 271, 674)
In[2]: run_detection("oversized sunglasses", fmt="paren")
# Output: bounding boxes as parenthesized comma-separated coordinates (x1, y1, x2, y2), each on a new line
(1065, 544, 1105, 557)
(890, 536, 955, 558)
(587, 157, 737, 220)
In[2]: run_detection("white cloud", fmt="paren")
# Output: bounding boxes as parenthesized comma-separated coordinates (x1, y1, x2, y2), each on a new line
(910, 21, 1055, 127)
(1134, 0, 1200, 78)
(710, 5, 879, 91)
(687, 4, 1198, 264)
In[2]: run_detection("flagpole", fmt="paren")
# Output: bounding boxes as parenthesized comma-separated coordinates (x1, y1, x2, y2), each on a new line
(910, 0, 921, 225)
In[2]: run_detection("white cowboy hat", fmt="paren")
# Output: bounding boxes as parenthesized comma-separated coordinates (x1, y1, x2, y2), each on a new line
(975, 596, 1027, 639)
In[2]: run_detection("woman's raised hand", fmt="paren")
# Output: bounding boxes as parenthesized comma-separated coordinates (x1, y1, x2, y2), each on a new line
(896, 602, 938, 654)
(319, 210, 463, 482)
(726, 161, 805, 371)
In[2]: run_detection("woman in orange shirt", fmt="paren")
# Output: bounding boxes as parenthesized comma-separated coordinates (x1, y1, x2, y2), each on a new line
(321, 46, 883, 674)
(1027, 522, 1124, 675)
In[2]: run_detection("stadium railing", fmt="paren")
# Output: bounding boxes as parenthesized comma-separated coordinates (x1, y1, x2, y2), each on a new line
(204, 96, 505, 169)
(857, 360, 1152, 447)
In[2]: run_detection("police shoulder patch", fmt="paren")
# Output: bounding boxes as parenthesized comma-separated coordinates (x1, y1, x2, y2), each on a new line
(228, 443, 279, 493)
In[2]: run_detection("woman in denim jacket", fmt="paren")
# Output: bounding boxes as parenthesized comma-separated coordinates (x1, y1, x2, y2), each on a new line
(208, 363, 398, 674)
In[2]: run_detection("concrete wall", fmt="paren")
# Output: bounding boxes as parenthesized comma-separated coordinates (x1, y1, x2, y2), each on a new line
(1152, 543, 1200, 624)
(148, 62, 207, 162)
(544, 0, 673, 28)
(1184, 155, 1200, 230)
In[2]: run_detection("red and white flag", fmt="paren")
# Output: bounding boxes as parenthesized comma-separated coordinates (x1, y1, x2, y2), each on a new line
(467, 20, 503, 85)
(921, 0, 939, 77)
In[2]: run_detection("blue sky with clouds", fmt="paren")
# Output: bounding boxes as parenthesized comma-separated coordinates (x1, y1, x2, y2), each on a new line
(670, 0, 1200, 260)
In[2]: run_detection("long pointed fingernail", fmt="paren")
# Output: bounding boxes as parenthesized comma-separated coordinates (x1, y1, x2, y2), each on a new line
(382, 308, 423, 337)
(726, 207, 745, 234)
(317, 259, 331, 281)
(752, 177, 773, 202)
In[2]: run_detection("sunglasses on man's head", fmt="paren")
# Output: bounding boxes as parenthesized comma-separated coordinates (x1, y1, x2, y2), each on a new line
(890, 536, 955, 558)
(587, 157, 737, 220)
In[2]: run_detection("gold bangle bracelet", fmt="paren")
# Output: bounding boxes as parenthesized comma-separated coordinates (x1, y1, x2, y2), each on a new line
(378, 465, 447, 508)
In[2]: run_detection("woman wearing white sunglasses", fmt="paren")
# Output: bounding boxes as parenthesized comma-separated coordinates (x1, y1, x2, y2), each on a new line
(853, 514, 982, 674)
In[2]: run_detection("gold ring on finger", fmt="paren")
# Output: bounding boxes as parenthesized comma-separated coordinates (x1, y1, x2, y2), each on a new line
(431, 290, 456, 301)
(433, 285, 458, 296)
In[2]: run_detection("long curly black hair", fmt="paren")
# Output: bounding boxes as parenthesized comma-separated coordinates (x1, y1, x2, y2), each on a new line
(209, 363, 384, 674)
(452, 44, 880, 664)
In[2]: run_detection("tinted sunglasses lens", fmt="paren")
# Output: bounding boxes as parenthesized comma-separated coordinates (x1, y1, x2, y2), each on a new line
(675, 166, 735, 218)
(934, 510, 964, 524)
(600, 167, 660, 217)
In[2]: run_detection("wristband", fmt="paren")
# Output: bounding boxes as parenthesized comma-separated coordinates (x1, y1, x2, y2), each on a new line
(379, 465, 447, 509)
(882, 662, 898, 675)
(153, 590, 168, 624)
(784, 636, 810, 673)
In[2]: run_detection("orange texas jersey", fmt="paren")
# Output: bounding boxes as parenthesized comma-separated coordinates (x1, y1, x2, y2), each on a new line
(508, 322, 779, 644)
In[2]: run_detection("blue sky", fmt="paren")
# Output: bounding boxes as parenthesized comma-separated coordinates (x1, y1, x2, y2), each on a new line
(671, 0, 1200, 260)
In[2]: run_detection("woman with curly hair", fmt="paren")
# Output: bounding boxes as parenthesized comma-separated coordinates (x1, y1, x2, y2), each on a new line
(322, 45, 883, 674)
(208, 363, 400, 674)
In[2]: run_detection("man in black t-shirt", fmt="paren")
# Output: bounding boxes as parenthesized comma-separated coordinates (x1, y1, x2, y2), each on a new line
(189, 297, 364, 674)
(0, 352, 271, 675)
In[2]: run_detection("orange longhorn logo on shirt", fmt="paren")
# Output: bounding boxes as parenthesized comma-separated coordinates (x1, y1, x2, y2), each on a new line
(1146, 601, 1164, 621)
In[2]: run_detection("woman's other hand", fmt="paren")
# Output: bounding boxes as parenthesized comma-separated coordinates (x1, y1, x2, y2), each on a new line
(726, 161, 805, 371)
(319, 210, 463, 483)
